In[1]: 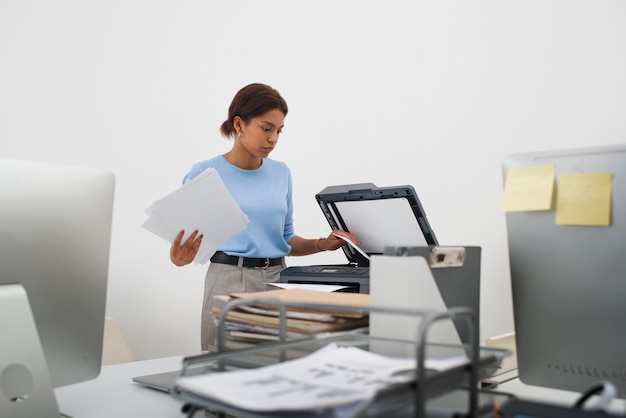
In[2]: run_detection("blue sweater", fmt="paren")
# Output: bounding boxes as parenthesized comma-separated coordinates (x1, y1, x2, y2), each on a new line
(183, 155, 295, 258)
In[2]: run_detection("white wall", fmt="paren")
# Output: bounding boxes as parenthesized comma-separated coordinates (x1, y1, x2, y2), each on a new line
(2, 0, 625, 361)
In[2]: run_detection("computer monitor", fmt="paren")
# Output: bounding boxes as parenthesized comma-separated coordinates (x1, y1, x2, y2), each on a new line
(0, 158, 115, 416)
(502, 144, 626, 396)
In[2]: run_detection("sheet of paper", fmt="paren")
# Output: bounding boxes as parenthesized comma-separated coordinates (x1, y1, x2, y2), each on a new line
(268, 283, 348, 292)
(142, 168, 248, 264)
(501, 164, 555, 212)
(555, 172, 612, 226)
(333, 233, 370, 260)
(175, 342, 468, 413)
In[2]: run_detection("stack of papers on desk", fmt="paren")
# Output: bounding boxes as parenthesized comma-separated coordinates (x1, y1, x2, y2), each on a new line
(142, 168, 248, 264)
(175, 342, 468, 415)
(212, 289, 370, 347)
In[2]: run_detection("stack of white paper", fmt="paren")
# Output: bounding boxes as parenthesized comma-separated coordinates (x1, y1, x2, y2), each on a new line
(174, 342, 469, 414)
(175, 343, 413, 412)
(142, 168, 248, 264)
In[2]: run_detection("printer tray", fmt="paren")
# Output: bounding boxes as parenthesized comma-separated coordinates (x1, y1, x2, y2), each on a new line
(280, 264, 370, 293)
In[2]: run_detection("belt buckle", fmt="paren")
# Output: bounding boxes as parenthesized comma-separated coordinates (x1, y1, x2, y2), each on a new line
(255, 258, 270, 270)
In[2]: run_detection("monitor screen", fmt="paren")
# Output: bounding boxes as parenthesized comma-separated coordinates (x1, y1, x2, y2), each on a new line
(502, 144, 626, 396)
(0, 158, 115, 414)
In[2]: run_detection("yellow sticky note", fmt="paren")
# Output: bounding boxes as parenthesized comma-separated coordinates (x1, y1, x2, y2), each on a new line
(502, 164, 555, 212)
(555, 172, 612, 226)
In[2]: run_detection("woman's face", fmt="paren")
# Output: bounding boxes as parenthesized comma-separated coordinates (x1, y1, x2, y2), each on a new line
(236, 108, 285, 159)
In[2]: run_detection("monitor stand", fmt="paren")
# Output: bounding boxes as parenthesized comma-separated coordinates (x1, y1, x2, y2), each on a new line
(0, 284, 61, 418)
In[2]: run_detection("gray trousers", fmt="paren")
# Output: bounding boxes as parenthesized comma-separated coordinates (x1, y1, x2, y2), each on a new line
(201, 259, 285, 351)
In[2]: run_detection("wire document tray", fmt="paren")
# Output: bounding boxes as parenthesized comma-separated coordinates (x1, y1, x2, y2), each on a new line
(171, 297, 510, 418)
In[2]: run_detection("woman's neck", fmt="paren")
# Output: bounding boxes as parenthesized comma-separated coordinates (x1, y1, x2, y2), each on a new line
(223, 150, 262, 170)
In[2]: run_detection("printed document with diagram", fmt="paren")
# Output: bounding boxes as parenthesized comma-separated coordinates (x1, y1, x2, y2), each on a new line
(174, 342, 468, 413)
(142, 168, 248, 264)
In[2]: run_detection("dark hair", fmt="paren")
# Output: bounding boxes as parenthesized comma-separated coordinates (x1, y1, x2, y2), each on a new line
(220, 83, 288, 138)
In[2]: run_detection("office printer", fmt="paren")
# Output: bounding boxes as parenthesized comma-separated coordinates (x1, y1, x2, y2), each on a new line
(280, 183, 438, 293)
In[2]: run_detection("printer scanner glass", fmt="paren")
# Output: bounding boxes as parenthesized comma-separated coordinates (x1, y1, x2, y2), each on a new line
(334, 198, 427, 254)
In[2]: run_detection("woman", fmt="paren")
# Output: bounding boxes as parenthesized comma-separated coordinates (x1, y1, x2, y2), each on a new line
(169, 83, 359, 351)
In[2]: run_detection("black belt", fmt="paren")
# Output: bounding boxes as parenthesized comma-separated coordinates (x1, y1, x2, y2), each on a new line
(210, 251, 283, 269)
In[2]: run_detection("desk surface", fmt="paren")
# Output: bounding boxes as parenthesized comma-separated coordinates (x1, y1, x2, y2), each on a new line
(497, 378, 626, 415)
(55, 355, 188, 418)
(55, 356, 626, 417)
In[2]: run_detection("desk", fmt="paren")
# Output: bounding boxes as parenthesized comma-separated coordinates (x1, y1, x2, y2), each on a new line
(497, 378, 626, 415)
(55, 355, 187, 418)
(54, 356, 626, 417)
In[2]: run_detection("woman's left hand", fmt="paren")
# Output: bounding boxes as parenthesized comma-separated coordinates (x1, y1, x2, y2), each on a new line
(319, 230, 361, 251)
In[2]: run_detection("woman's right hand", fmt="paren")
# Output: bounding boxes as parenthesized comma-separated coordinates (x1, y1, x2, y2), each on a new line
(170, 230, 203, 266)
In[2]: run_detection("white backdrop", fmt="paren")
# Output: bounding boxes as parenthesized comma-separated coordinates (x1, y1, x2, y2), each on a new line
(2, 0, 625, 360)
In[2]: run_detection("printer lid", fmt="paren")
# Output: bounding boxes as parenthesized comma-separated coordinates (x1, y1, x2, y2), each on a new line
(315, 183, 438, 266)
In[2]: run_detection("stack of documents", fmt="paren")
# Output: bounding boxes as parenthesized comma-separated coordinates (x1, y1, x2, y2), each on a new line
(175, 342, 468, 416)
(142, 168, 248, 264)
(212, 289, 370, 348)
